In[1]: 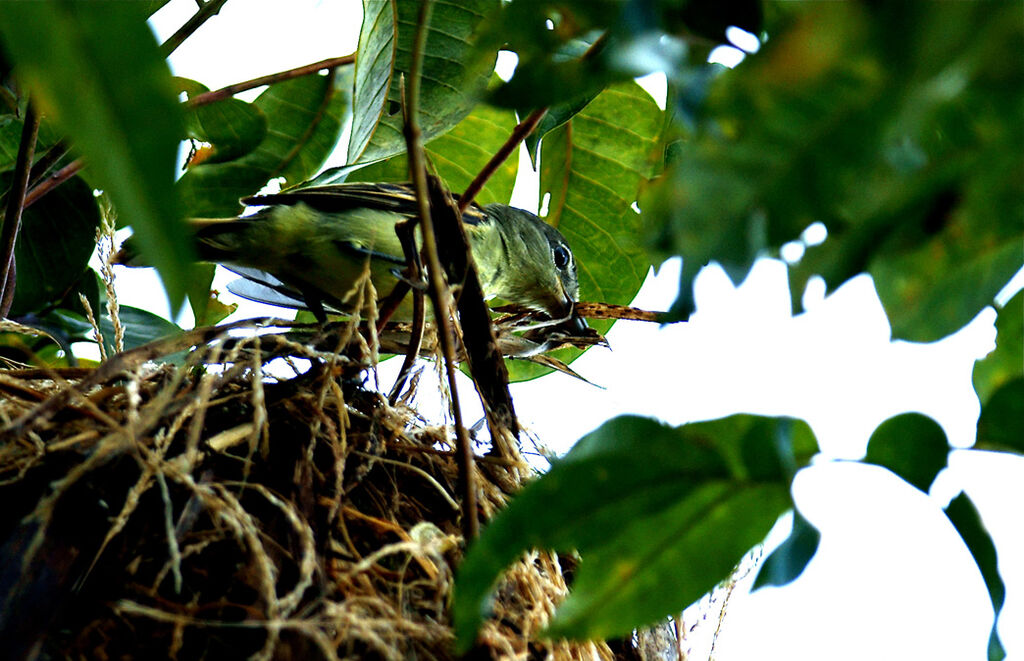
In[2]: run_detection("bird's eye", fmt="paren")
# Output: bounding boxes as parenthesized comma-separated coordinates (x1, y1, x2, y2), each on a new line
(552, 244, 571, 270)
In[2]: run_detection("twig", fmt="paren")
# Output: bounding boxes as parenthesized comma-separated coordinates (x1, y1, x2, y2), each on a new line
(386, 218, 427, 405)
(458, 32, 610, 212)
(186, 55, 356, 108)
(23, 159, 82, 211)
(0, 102, 41, 317)
(159, 0, 231, 57)
(22, 53, 355, 209)
(403, 0, 479, 540)
(457, 107, 547, 213)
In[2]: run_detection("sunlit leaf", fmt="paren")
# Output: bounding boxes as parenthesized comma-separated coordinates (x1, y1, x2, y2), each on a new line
(348, 0, 499, 165)
(975, 378, 1024, 455)
(509, 80, 662, 380)
(350, 102, 518, 205)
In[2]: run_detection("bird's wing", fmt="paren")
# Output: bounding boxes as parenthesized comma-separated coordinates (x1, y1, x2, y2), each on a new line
(240, 182, 489, 226)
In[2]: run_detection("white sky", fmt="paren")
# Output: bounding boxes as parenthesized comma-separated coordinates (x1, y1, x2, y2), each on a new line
(108, 2, 1024, 658)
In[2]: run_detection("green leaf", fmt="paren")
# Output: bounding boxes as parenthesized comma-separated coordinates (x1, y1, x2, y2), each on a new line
(99, 305, 182, 357)
(753, 508, 820, 589)
(646, 3, 1024, 341)
(350, 102, 518, 205)
(0, 1, 193, 312)
(348, 0, 499, 165)
(178, 69, 349, 217)
(454, 414, 815, 649)
(9, 176, 101, 316)
(944, 493, 1005, 661)
(975, 378, 1024, 454)
(0, 113, 63, 173)
(179, 79, 267, 165)
(973, 290, 1023, 405)
(508, 80, 663, 381)
(863, 413, 949, 492)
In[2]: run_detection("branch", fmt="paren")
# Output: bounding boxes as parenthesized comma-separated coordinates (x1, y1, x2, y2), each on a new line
(186, 54, 356, 108)
(458, 32, 610, 212)
(403, 0, 479, 540)
(160, 0, 231, 57)
(0, 102, 41, 317)
(458, 108, 546, 213)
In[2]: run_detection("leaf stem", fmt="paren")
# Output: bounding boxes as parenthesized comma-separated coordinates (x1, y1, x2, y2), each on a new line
(0, 102, 41, 317)
(403, 0, 479, 540)
(160, 0, 231, 57)
(186, 54, 356, 108)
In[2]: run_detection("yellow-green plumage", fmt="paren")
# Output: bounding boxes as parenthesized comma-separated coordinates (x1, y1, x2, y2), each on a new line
(118, 183, 582, 326)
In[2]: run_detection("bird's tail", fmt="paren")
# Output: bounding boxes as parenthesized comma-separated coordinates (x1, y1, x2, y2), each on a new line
(111, 216, 255, 267)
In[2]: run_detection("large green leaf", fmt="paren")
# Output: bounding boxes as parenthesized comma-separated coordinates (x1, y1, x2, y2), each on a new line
(179, 79, 267, 165)
(646, 2, 1024, 341)
(975, 378, 1024, 455)
(863, 413, 949, 493)
(454, 414, 817, 649)
(349, 102, 518, 205)
(0, 1, 192, 311)
(507, 81, 662, 380)
(9, 176, 101, 316)
(347, 0, 499, 165)
(973, 290, 1023, 405)
(944, 493, 1006, 661)
(177, 69, 349, 217)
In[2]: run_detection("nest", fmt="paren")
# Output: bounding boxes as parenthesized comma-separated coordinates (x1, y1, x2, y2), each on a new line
(0, 317, 668, 660)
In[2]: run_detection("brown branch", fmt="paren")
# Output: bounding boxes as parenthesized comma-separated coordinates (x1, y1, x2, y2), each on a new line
(160, 0, 231, 57)
(458, 107, 546, 213)
(403, 0, 479, 540)
(23, 159, 82, 210)
(0, 102, 41, 317)
(186, 54, 356, 108)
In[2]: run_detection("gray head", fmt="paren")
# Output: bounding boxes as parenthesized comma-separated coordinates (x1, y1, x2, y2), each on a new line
(481, 204, 581, 323)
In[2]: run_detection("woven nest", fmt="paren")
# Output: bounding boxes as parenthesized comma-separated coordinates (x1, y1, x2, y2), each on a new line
(0, 316, 671, 660)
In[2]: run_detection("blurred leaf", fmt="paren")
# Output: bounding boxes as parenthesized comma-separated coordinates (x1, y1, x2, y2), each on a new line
(178, 78, 267, 165)
(178, 69, 349, 217)
(944, 493, 1005, 661)
(0, 113, 62, 172)
(975, 378, 1024, 454)
(753, 508, 820, 589)
(184, 263, 236, 327)
(0, 1, 193, 311)
(350, 102, 518, 205)
(509, 80, 663, 381)
(646, 3, 1024, 341)
(9, 176, 100, 316)
(348, 0, 499, 165)
(454, 414, 816, 649)
(864, 413, 949, 492)
(973, 290, 1023, 405)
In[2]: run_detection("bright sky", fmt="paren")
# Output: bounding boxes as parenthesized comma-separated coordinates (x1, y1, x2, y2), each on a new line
(112, 2, 1024, 659)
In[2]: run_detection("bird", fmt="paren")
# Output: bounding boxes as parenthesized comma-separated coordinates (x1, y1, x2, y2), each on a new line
(115, 182, 587, 332)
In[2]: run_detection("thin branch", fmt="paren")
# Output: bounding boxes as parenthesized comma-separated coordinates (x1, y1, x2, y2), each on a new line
(403, 0, 479, 540)
(186, 54, 356, 108)
(0, 102, 41, 317)
(458, 31, 610, 212)
(22, 53, 355, 209)
(458, 108, 546, 213)
(160, 0, 231, 57)
(23, 159, 82, 210)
